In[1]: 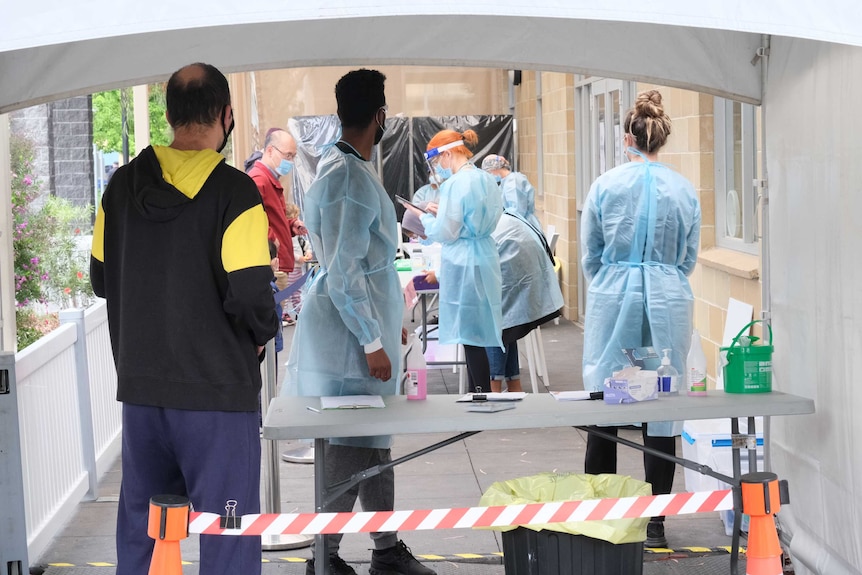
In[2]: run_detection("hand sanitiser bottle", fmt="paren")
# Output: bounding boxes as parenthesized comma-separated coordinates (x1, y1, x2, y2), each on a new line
(687, 329, 708, 396)
(657, 348, 679, 395)
(405, 336, 427, 400)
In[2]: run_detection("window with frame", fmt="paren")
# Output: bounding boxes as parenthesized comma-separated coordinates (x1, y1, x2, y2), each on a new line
(714, 98, 759, 254)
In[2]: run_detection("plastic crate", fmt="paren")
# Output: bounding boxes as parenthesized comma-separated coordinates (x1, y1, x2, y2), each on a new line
(502, 527, 643, 575)
(681, 418, 764, 493)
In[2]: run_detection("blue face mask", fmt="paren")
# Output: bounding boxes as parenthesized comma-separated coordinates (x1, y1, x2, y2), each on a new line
(494, 174, 502, 184)
(276, 159, 294, 176)
(435, 165, 452, 181)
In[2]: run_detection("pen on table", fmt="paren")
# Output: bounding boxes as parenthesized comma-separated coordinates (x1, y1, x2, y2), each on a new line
(306, 406, 321, 413)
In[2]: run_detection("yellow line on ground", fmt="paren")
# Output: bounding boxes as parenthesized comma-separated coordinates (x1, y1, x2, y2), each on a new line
(454, 553, 485, 559)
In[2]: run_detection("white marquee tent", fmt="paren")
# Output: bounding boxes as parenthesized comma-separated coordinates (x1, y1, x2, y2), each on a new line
(1, 2, 860, 573)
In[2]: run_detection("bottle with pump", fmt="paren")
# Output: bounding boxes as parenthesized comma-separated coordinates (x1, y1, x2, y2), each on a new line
(687, 329, 708, 396)
(405, 336, 427, 400)
(656, 348, 679, 395)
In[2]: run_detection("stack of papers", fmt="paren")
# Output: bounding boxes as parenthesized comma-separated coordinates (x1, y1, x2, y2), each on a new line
(456, 392, 526, 402)
(320, 395, 386, 410)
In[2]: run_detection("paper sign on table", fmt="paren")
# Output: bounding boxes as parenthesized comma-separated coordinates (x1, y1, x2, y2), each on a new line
(320, 395, 386, 410)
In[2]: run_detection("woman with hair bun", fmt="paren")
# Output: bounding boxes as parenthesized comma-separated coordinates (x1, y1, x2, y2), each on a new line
(402, 129, 504, 392)
(580, 90, 701, 548)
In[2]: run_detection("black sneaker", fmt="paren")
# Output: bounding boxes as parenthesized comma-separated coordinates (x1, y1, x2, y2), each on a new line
(369, 540, 436, 575)
(305, 554, 357, 575)
(645, 520, 668, 548)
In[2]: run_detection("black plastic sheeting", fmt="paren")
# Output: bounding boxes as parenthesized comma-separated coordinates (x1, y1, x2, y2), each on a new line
(409, 115, 514, 196)
(286, 114, 513, 224)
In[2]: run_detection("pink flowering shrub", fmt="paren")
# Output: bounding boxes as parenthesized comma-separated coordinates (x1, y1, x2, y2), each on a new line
(10, 133, 93, 350)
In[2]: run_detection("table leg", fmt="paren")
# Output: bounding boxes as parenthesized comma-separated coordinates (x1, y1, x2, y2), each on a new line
(314, 437, 328, 575)
(421, 294, 428, 353)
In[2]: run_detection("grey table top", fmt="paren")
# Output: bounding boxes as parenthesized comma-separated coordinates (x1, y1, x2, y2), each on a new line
(263, 391, 815, 440)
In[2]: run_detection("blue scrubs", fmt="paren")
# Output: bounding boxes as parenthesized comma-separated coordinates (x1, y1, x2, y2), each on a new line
(281, 145, 403, 449)
(581, 153, 700, 436)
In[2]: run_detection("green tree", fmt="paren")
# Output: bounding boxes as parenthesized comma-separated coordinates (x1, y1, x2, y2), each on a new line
(92, 84, 172, 154)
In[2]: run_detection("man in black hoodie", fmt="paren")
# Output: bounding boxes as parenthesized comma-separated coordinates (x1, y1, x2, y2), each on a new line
(90, 62, 278, 575)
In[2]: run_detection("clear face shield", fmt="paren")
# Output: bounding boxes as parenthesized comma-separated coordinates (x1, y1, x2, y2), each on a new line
(424, 139, 464, 185)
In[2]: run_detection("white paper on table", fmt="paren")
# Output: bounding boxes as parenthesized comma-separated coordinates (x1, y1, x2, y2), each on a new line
(717, 298, 754, 390)
(549, 390, 594, 401)
(456, 392, 527, 402)
(320, 395, 386, 409)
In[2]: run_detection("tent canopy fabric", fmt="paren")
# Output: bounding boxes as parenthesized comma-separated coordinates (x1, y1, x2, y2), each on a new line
(1, 1, 860, 113)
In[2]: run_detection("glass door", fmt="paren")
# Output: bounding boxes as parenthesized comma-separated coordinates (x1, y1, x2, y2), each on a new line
(575, 78, 634, 323)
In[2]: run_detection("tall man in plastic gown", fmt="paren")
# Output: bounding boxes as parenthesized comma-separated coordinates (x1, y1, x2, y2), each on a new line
(281, 69, 436, 575)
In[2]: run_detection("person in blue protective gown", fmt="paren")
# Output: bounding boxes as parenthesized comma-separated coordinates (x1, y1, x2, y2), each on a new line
(481, 154, 543, 232)
(485, 210, 563, 392)
(580, 90, 701, 548)
(281, 69, 435, 575)
(412, 176, 440, 204)
(402, 129, 504, 393)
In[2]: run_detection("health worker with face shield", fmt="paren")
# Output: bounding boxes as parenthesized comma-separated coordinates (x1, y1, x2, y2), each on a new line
(580, 90, 701, 548)
(403, 129, 504, 392)
(481, 154, 543, 232)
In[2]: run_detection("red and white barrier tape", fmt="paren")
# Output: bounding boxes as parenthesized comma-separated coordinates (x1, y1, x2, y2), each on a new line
(188, 489, 732, 537)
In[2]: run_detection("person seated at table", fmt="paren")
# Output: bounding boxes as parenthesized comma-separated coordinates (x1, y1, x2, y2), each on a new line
(402, 129, 504, 393)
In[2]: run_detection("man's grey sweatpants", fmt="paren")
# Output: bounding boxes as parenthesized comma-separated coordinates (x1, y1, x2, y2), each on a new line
(319, 442, 399, 554)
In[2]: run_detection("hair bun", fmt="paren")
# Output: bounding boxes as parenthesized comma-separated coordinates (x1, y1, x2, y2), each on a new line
(461, 129, 479, 149)
(635, 90, 663, 118)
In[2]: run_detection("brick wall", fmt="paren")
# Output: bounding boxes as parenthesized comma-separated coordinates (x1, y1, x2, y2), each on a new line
(10, 96, 95, 210)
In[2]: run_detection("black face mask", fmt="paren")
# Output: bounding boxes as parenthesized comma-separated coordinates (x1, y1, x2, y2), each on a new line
(374, 120, 386, 146)
(373, 106, 386, 145)
(217, 106, 235, 154)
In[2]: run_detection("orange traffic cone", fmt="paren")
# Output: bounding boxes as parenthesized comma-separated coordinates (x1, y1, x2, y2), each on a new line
(147, 495, 190, 575)
(741, 472, 783, 575)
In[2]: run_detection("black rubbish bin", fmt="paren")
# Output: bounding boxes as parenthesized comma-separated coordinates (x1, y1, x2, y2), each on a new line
(502, 527, 644, 575)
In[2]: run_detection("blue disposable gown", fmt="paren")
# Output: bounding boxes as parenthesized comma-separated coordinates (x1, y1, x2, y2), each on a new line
(494, 211, 564, 329)
(413, 183, 440, 204)
(421, 166, 504, 348)
(500, 172, 543, 232)
(581, 156, 700, 437)
(281, 145, 404, 448)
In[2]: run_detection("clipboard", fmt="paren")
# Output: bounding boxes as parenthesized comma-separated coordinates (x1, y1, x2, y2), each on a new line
(395, 196, 428, 213)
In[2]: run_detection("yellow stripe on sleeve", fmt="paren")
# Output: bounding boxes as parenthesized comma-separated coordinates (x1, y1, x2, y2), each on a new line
(222, 204, 271, 272)
(91, 202, 106, 262)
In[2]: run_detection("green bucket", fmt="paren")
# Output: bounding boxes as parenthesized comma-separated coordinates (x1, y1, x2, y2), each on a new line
(722, 320, 773, 393)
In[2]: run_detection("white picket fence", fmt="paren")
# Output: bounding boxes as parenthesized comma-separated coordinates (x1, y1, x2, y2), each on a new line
(14, 299, 121, 563)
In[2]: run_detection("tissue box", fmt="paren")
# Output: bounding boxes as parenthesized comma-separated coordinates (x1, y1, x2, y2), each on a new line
(603, 370, 658, 404)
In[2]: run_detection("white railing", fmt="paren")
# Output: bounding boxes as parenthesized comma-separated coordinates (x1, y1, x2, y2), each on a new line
(14, 299, 120, 563)
(82, 303, 121, 476)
